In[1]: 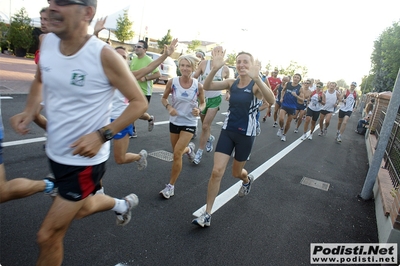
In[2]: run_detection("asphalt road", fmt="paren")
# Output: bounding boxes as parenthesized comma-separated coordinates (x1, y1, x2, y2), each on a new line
(0, 92, 378, 266)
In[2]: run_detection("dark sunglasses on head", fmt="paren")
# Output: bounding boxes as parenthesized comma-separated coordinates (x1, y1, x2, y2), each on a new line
(48, 0, 87, 6)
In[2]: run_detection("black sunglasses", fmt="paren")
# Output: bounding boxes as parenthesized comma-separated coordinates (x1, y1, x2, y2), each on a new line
(48, 0, 87, 6)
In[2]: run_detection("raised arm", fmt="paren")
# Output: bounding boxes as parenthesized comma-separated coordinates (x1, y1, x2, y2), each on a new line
(133, 38, 178, 80)
(203, 46, 232, 91)
(247, 59, 275, 105)
(93, 17, 107, 37)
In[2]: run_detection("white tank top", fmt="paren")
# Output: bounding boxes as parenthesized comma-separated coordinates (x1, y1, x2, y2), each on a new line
(308, 91, 323, 111)
(40, 33, 112, 166)
(197, 60, 223, 99)
(170, 77, 199, 127)
(322, 90, 338, 112)
(111, 90, 128, 120)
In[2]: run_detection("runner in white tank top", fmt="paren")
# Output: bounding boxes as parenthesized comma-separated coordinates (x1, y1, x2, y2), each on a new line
(160, 55, 206, 199)
(192, 59, 230, 165)
(9, 5, 148, 263)
(318, 82, 341, 136)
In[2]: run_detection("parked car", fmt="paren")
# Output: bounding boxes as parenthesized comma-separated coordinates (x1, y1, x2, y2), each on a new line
(145, 51, 177, 84)
(128, 51, 177, 84)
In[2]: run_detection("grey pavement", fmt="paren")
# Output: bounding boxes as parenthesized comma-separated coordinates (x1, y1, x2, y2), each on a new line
(0, 54, 381, 266)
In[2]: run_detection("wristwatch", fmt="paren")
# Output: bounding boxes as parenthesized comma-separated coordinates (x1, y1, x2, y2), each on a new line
(98, 127, 113, 142)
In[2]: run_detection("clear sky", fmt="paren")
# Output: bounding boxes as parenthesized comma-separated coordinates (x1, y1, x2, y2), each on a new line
(2, 0, 400, 86)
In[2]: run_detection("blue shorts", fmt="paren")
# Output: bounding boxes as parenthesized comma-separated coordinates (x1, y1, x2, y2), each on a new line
(296, 102, 306, 111)
(281, 106, 296, 116)
(111, 119, 133, 139)
(0, 139, 3, 164)
(215, 129, 255, 162)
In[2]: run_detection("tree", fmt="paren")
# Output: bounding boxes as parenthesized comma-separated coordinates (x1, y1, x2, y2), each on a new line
(279, 60, 308, 78)
(226, 52, 237, 66)
(7, 8, 33, 53)
(336, 79, 348, 89)
(370, 20, 400, 92)
(187, 40, 201, 53)
(157, 29, 173, 53)
(114, 10, 134, 43)
(360, 74, 375, 93)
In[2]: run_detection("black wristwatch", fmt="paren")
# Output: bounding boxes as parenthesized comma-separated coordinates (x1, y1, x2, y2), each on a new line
(98, 127, 113, 142)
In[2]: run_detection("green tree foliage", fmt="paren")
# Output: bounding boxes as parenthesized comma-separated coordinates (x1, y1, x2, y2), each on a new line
(360, 74, 375, 93)
(7, 7, 33, 50)
(336, 79, 348, 89)
(279, 61, 308, 78)
(226, 52, 237, 66)
(157, 29, 173, 53)
(370, 20, 400, 92)
(187, 40, 201, 53)
(114, 10, 134, 43)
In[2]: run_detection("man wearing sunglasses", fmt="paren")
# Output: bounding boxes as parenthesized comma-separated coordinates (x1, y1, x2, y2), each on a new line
(129, 40, 159, 136)
(10, 1, 148, 265)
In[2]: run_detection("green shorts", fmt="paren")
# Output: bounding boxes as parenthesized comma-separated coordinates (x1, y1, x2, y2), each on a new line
(201, 95, 222, 115)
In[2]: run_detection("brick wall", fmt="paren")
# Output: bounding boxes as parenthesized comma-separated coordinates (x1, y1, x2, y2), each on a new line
(369, 91, 392, 132)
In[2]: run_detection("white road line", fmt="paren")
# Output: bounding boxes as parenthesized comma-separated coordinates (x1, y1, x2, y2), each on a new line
(3, 137, 46, 147)
(192, 124, 321, 217)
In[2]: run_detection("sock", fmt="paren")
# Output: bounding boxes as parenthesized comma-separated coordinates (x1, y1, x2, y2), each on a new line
(43, 179, 54, 193)
(112, 198, 128, 214)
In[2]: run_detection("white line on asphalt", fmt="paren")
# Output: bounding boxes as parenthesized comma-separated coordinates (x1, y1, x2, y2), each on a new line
(0, 96, 13, 100)
(192, 124, 321, 217)
(3, 137, 46, 147)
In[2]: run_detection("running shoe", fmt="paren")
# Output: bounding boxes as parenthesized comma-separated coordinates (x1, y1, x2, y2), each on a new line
(193, 150, 203, 165)
(323, 128, 327, 136)
(187, 142, 196, 162)
(294, 128, 298, 133)
(137, 150, 148, 170)
(256, 121, 261, 136)
(281, 134, 286, 142)
(192, 212, 211, 227)
(262, 117, 266, 122)
(116, 193, 139, 226)
(130, 131, 138, 138)
(300, 133, 307, 140)
(148, 115, 154, 132)
(337, 134, 342, 143)
(308, 134, 313, 140)
(277, 128, 283, 137)
(206, 135, 215, 152)
(160, 184, 174, 199)
(238, 174, 254, 197)
(318, 130, 323, 136)
(273, 122, 278, 128)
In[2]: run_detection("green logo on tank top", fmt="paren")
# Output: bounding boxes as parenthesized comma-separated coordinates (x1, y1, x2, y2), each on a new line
(70, 70, 87, 87)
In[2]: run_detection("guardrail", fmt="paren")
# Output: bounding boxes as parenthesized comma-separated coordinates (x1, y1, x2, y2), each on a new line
(375, 110, 400, 188)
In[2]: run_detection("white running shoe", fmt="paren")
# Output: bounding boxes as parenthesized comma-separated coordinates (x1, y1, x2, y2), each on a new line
(273, 122, 278, 128)
(148, 115, 155, 132)
(187, 142, 196, 162)
(294, 128, 298, 133)
(137, 150, 148, 170)
(206, 135, 215, 152)
(281, 135, 286, 142)
(238, 174, 254, 197)
(192, 212, 211, 227)
(115, 193, 139, 226)
(300, 133, 307, 140)
(160, 184, 174, 199)
(277, 129, 283, 137)
(193, 150, 203, 165)
(337, 134, 342, 142)
(308, 134, 313, 140)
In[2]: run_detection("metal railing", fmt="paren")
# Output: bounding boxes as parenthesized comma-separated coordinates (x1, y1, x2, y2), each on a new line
(375, 110, 400, 188)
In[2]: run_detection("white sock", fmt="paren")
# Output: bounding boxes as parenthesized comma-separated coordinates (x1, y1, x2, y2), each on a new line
(112, 198, 128, 214)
